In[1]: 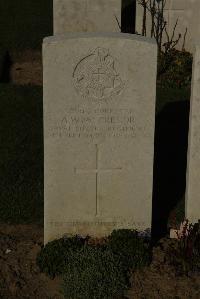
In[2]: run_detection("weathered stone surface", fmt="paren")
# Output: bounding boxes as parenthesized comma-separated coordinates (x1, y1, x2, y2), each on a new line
(186, 43, 200, 223)
(53, 0, 121, 34)
(43, 33, 157, 243)
(136, 0, 200, 52)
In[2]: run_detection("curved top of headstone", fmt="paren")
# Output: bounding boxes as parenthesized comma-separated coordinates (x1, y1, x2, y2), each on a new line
(44, 32, 157, 45)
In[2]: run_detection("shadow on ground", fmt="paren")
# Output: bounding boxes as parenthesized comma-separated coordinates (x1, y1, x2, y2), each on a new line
(0, 84, 43, 224)
(0, 51, 12, 83)
(152, 100, 190, 241)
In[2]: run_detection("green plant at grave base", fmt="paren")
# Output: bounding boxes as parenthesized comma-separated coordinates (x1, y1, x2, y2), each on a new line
(38, 230, 152, 298)
(62, 246, 128, 299)
(107, 229, 151, 273)
(157, 49, 193, 89)
(37, 236, 86, 278)
(167, 220, 200, 275)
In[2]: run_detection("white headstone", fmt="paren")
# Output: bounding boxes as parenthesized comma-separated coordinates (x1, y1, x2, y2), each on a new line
(54, 0, 121, 34)
(186, 43, 200, 223)
(43, 32, 157, 243)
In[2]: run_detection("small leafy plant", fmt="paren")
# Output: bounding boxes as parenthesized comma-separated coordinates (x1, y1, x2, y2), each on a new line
(167, 220, 200, 274)
(107, 229, 151, 273)
(37, 235, 86, 278)
(62, 246, 128, 299)
(157, 49, 193, 88)
(37, 229, 152, 298)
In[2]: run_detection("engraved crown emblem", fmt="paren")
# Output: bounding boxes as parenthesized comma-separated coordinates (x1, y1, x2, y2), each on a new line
(73, 47, 124, 100)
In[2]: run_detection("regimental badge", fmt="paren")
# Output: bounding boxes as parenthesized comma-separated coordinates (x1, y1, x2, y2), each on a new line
(73, 47, 124, 100)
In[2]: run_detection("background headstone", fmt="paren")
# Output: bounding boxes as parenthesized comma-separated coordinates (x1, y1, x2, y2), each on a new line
(185, 43, 200, 223)
(43, 32, 157, 243)
(54, 0, 121, 34)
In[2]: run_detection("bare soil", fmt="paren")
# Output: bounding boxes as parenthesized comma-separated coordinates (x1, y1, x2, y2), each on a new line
(0, 224, 64, 299)
(10, 50, 42, 86)
(0, 224, 199, 299)
(128, 239, 200, 299)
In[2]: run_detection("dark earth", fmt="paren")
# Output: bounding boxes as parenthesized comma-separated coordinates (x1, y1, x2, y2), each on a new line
(0, 224, 200, 299)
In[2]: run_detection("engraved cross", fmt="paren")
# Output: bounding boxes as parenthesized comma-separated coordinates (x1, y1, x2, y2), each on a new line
(92, 68, 115, 88)
(93, 67, 105, 82)
(74, 144, 122, 216)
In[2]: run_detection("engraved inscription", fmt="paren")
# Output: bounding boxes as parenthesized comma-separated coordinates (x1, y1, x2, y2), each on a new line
(51, 107, 135, 139)
(49, 220, 148, 228)
(48, 221, 151, 239)
(73, 47, 124, 100)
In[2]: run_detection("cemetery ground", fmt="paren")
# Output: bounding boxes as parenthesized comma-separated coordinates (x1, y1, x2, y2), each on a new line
(0, 50, 199, 298)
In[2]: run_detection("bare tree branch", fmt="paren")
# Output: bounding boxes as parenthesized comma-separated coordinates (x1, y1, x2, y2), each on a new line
(182, 27, 188, 51)
(137, 0, 185, 54)
(114, 14, 121, 30)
